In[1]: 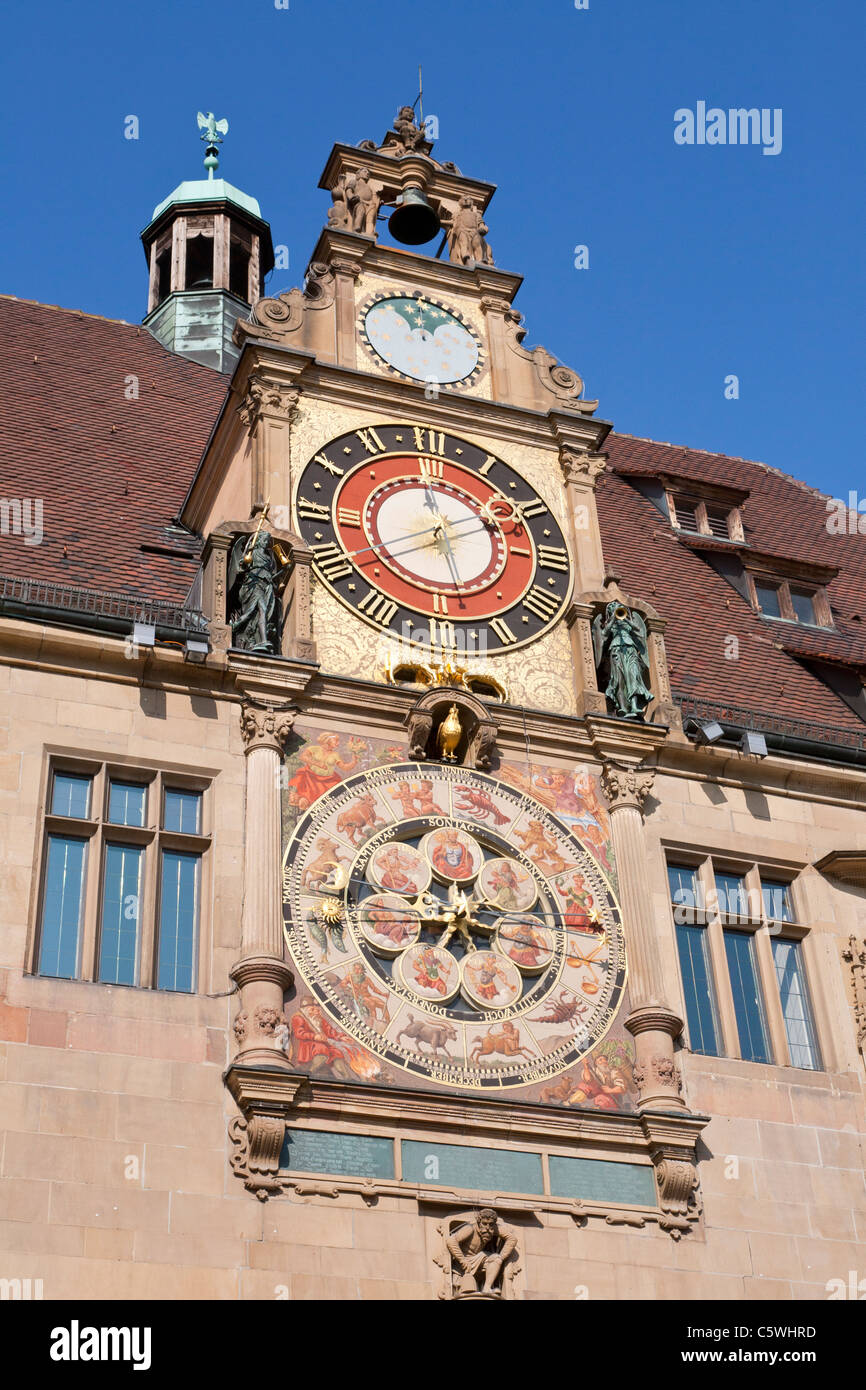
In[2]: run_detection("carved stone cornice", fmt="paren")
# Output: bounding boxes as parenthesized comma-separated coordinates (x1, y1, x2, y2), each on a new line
(626, 1005, 684, 1039)
(639, 1111, 708, 1236)
(559, 448, 607, 489)
(501, 310, 599, 413)
(329, 257, 363, 280)
(479, 295, 513, 316)
(239, 702, 297, 755)
(600, 760, 656, 813)
(237, 379, 301, 429)
(230, 953, 295, 991)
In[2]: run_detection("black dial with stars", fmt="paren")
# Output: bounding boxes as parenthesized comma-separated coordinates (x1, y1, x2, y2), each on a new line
(294, 423, 574, 655)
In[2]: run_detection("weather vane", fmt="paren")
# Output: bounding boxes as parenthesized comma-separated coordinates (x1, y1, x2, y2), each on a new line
(197, 111, 229, 179)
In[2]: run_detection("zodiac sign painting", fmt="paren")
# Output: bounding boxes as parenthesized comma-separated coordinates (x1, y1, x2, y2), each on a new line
(282, 761, 630, 1103)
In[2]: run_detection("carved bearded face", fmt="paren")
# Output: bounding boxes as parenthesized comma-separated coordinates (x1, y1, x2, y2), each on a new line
(476, 1209, 498, 1240)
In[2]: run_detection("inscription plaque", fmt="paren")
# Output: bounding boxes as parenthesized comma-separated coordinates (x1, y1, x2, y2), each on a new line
(280, 1128, 395, 1180)
(401, 1139, 545, 1195)
(548, 1154, 656, 1206)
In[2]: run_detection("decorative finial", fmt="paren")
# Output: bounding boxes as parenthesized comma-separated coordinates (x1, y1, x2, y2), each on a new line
(197, 111, 229, 180)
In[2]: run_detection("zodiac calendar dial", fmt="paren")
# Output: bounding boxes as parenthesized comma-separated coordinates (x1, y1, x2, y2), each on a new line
(295, 424, 573, 655)
(282, 764, 627, 1093)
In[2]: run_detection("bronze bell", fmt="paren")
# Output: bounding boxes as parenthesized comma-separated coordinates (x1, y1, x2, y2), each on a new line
(388, 187, 441, 245)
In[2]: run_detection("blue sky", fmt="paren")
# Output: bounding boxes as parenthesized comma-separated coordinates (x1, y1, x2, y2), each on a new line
(1, 0, 862, 494)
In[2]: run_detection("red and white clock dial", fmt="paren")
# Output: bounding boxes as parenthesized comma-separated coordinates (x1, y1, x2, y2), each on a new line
(295, 424, 573, 654)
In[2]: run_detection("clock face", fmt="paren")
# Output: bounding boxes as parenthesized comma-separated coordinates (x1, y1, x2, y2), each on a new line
(282, 763, 627, 1094)
(295, 423, 573, 655)
(359, 292, 483, 387)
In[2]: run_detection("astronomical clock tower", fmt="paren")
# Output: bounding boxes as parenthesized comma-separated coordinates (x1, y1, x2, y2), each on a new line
(181, 105, 703, 1296)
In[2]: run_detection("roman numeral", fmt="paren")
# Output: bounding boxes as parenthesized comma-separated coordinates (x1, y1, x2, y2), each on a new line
(297, 496, 331, 521)
(412, 426, 445, 455)
(312, 542, 352, 580)
(357, 589, 398, 626)
(429, 618, 457, 651)
(537, 544, 570, 572)
(337, 507, 362, 527)
(418, 456, 444, 481)
(522, 586, 560, 620)
(314, 451, 343, 477)
(433, 593, 449, 614)
(490, 617, 517, 646)
(520, 498, 547, 518)
(355, 427, 386, 454)
(478, 455, 496, 477)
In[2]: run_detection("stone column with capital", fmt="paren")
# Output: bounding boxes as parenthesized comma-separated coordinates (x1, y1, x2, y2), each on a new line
(601, 761, 687, 1112)
(230, 702, 297, 1068)
(236, 376, 301, 515)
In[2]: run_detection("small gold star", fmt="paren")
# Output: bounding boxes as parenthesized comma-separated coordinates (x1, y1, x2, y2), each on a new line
(348, 583, 356, 592)
(522, 615, 529, 623)
(314, 531, 323, 540)
(395, 434, 403, 441)
(543, 529, 551, 537)
(313, 481, 322, 490)
(509, 482, 516, 490)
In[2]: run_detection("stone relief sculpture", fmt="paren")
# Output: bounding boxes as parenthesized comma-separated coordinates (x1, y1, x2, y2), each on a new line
(392, 104, 427, 152)
(592, 601, 653, 720)
(444, 196, 494, 266)
(327, 174, 353, 231)
(350, 167, 380, 236)
(228, 525, 289, 654)
(436, 1208, 520, 1299)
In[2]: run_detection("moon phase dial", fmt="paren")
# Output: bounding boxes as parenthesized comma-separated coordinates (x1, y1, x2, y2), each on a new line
(358, 291, 485, 389)
(295, 424, 574, 655)
(282, 764, 627, 1092)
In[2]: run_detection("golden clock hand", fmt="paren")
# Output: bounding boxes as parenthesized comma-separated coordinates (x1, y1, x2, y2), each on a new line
(340, 512, 492, 564)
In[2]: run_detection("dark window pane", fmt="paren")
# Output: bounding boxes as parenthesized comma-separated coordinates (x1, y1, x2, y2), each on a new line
(108, 781, 146, 828)
(724, 931, 772, 1063)
(790, 591, 815, 625)
(755, 583, 781, 618)
(51, 773, 91, 819)
(98, 844, 143, 985)
(38, 835, 87, 978)
(772, 939, 821, 1070)
(157, 850, 200, 992)
(762, 879, 793, 923)
(668, 863, 700, 919)
(716, 872, 750, 917)
(164, 789, 201, 835)
(675, 924, 721, 1055)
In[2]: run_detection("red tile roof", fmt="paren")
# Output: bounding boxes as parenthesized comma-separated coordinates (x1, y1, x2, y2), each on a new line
(601, 435, 866, 732)
(0, 295, 226, 602)
(1, 295, 863, 738)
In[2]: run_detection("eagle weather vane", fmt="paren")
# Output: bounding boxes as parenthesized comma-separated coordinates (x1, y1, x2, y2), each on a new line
(197, 110, 229, 176)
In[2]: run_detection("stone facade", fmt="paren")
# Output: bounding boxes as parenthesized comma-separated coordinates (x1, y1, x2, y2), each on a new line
(1, 110, 864, 1302)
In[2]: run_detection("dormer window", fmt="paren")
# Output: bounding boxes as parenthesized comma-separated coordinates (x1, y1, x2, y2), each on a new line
(670, 494, 701, 533)
(667, 488, 744, 542)
(749, 574, 829, 627)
